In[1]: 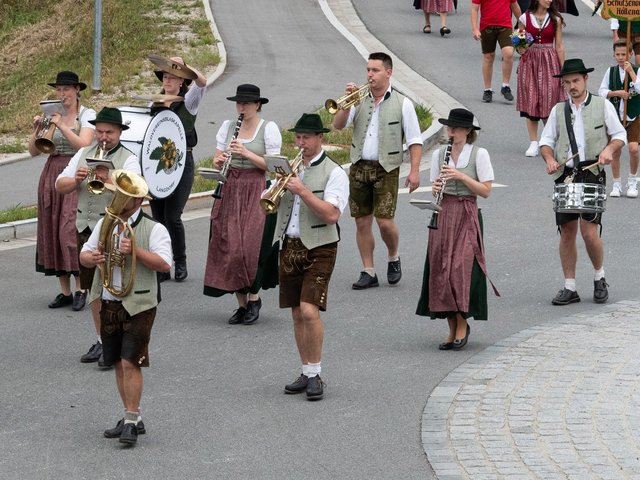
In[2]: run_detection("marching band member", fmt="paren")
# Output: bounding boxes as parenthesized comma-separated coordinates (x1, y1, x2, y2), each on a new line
(203, 84, 281, 325)
(149, 56, 207, 282)
(56, 107, 141, 366)
(28, 71, 96, 311)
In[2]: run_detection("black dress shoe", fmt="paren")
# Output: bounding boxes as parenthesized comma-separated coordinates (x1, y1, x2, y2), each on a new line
(440, 26, 451, 36)
(104, 418, 146, 438)
(80, 342, 102, 363)
(118, 422, 138, 445)
(174, 262, 188, 282)
(387, 258, 402, 285)
(352, 272, 379, 290)
(228, 306, 247, 325)
(551, 288, 580, 305)
(243, 298, 262, 325)
(438, 341, 454, 350)
(98, 352, 112, 369)
(306, 375, 325, 401)
(452, 324, 470, 350)
(72, 291, 87, 311)
(158, 271, 171, 283)
(284, 374, 309, 394)
(593, 278, 609, 303)
(48, 293, 73, 308)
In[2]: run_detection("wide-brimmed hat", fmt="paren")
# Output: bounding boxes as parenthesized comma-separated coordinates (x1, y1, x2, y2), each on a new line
(47, 71, 87, 90)
(288, 113, 331, 133)
(150, 54, 196, 86)
(155, 70, 193, 86)
(553, 58, 595, 78)
(438, 108, 480, 130)
(88, 107, 130, 130)
(226, 84, 269, 104)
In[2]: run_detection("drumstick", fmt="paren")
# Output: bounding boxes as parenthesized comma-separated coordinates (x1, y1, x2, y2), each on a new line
(556, 151, 580, 167)
(582, 162, 600, 172)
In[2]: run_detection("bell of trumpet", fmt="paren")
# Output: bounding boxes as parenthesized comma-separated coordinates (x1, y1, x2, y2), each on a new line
(325, 83, 370, 115)
(86, 142, 109, 194)
(260, 150, 305, 214)
(34, 117, 57, 154)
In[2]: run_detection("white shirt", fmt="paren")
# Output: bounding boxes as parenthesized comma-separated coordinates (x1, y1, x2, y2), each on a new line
(430, 144, 494, 183)
(539, 93, 627, 167)
(345, 86, 423, 160)
(81, 209, 173, 301)
(598, 66, 640, 121)
(57, 144, 141, 180)
(183, 84, 205, 116)
(216, 119, 282, 155)
(285, 151, 350, 238)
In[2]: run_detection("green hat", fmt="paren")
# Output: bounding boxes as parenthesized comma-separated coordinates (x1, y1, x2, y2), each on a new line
(88, 107, 129, 130)
(553, 58, 595, 78)
(288, 113, 330, 133)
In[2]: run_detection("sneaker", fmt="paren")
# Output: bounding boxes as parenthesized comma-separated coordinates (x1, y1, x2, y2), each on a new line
(119, 423, 138, 445)
(387, 258, 402, 285)
(71, 291, 87, 311)
(80, 342, 102, 363)
(525, 141, 539, 157)
(626, 178, 638, 198)
(551, 288, 580, 306)
(352, 272, 379, 290)
(104, 418, 146, 438)
(501, 85, 514, 101)
(284, 374, 309, 394)
(610, 182, 622, 197)
(482, 90, 493, 103)
(593, 278, 609, 303)
(306, 375, 325, 401)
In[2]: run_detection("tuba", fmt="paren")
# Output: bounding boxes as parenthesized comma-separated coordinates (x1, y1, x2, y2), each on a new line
(86, 142, 109, 194)
(97, 170, 149, 298)
(325, 83, 370, 115)
(260, 149, 305, 214)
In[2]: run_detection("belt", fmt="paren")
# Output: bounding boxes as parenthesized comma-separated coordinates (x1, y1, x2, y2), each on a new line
(102, 299, 122, 305)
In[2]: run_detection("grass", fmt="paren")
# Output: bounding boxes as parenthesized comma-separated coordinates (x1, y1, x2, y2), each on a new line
(0, 204, 38, 224)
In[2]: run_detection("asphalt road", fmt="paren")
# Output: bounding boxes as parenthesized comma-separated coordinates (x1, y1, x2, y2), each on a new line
(2, 1, 640, 479)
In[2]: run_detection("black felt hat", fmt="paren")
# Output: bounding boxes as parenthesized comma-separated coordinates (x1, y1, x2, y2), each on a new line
(226, 84, 269, 104)
(288, 113, 331, 133)
(553, 58, 595, 78)
(47, 71, 87, 91)
(438, 108, 480, 130)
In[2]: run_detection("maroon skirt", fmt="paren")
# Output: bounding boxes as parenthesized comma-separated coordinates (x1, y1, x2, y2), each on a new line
(35, 153, 79, 277)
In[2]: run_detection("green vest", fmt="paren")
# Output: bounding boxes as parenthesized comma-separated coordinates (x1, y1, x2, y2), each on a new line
(440, 146, 480, 196)
(552, 94, 608, 181)
(89, 213, 161, 316)
(53, 106, 91, 155)
(618, 19, 640, 34)
(273, 152, 341, 250)
(350, 89, 406, 172)
(76, 143, 136, 232)
(226, 120, 267, 170)
(607, 65, 640, 120)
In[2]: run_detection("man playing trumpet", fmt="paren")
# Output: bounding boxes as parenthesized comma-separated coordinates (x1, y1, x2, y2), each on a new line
(56, 107, 141, 366)
(265, 113, 349, 400)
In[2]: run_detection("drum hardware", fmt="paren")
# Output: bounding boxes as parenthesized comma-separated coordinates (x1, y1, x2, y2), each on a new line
(260, 149, 305, 214)
(325, 83, 370, 115)
(552, 183, 606, 214)
(132, 94, 184, 106)
(428, 137, 453, 230)
(212, 113, 244, 200)
(148, 54, 198, 80)
(86, 142, 109, 194)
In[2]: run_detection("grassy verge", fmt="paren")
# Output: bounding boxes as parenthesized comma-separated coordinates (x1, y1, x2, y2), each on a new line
(0, 204, 38, 224)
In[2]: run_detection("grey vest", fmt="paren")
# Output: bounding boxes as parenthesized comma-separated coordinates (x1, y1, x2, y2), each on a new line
(76, 144, 135, 232)
(273, 152, 341, 250)
(440, 146, 480, 196)
(89, 213, 161, 316)
(53, 106, 91, 155)
(350, 89, 406, 172)
(226, 120, 267, 170)
(552, 95, 608, 181)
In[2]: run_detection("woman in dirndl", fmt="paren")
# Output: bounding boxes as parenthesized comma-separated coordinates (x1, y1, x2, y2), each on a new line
(416, 109, 497, 351)
(516, 0, 566, 157)
(420, 0, 454, 35)
(28, 71, 96, 310)
(203, 84, 282, 325)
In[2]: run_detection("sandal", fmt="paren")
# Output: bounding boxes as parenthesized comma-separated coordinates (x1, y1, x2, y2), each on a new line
(423, 25, 431, 34)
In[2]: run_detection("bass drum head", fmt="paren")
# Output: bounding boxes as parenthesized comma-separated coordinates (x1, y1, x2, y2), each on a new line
(118, 106, 152, 159)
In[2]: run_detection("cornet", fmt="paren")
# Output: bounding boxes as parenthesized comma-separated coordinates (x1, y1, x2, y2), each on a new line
(86, 142, 109, 195)
(325, 83, 370, 115)
(260, 149, 305, 214)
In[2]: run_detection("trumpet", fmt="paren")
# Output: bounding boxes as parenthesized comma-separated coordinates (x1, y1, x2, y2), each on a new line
(260, 149, 305, 214)
(34, 116, 57, 154)
(86, 142, 109, 195)
(325, 83, 370, 115)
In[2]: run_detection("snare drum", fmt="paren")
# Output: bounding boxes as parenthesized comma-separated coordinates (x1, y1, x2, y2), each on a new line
(552, 183, 606, 214)
(118, 106, 187, 199)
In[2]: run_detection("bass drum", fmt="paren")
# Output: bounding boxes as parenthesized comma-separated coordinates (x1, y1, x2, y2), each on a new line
(118, 106, 187, 199)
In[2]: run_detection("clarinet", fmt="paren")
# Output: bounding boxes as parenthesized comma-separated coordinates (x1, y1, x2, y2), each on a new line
(212, 113, 244, 199)
(428, 137, 453, 230)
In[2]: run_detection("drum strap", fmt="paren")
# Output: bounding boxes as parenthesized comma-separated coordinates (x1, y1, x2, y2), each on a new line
(563, 101, 580, 182)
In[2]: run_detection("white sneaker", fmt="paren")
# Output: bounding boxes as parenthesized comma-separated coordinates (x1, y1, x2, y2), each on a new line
(525, 141, 539, 157)
(627, 178, 638, 198)
(610, 182, 622, 197)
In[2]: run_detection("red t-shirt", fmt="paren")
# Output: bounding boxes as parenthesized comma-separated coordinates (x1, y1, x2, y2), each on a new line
(472, 0, 517, 31)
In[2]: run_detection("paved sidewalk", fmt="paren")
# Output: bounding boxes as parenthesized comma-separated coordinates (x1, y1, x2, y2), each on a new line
(423, 300, 640, 479)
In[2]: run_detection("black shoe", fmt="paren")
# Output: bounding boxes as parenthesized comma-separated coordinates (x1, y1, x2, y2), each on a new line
(243, 298, 262, 325)
(174, 262, 188, 282)
(98, 352, 112, 369)
(71, 291, 87, 311)
(104, 418, 146, 438)
(80, 342, 102, 363)
(387, 258, 402, 285)
(48, 293, 73, 309)
(158, 271, 171, 283)
(501, 85, 514, 101)
(452, 324, 470, 350)
(306, 375, 325, 401)
(352, 272, 379, 290)
(482, 90, 493, 103)
(438, 341, 454, 350)
(118, 423, 138, 445)
(593, 278, 609, 303)
(440, 26, 451, 36)
(228, 306, 247, 325)
(551, 288, 580, 305)
(284, 374, 309, 394)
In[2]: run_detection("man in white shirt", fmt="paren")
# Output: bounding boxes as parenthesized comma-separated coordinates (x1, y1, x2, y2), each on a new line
(540, 59, 626, 306)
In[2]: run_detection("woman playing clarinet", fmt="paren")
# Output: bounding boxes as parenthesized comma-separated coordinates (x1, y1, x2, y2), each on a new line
(416, 108, 496, 351)
(203, 84, 282, 325)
